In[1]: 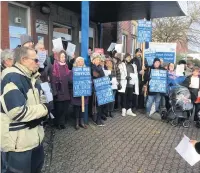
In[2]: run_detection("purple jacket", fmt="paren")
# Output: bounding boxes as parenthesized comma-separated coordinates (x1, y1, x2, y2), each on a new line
(51, 63, 72, 101)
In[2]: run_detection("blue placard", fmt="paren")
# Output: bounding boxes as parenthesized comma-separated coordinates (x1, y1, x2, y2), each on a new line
(137, 20, 152, 43)
(145, 51, 156, 66)
(149, 69, 167, 93)
(93, 76, 115, 106)
(73, 67, 92, 97)
(155, 52, 175, 64)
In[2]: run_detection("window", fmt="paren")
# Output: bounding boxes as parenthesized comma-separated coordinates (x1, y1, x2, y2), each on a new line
(79, 27, 95, 55)
(8, 2, 30, 49)
(131, 24, 136, 35)
(53, 23, 72, 42)
(122, 34, 127, 53)
(131, 38, 136, 55)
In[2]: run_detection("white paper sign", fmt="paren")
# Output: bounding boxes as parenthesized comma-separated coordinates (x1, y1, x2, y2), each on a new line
(37, 51, 47, 68)
(66, 42, 76, 57)
(176, 64, 185, 76)
(41, 82, 53, 103)
(115, 44, 123, 53)
(190, 77, 199, 89)
(111, 77, 118, 90)
(107, 43, 116, 52)
(175, 135, 200, 166)
(52, 38, 63, 52)
(130, 73, 137, 85)
(103, 70, 111, 77)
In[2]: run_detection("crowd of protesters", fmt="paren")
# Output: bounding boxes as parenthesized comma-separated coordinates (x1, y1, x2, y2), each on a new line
(1, 34, 200, 173)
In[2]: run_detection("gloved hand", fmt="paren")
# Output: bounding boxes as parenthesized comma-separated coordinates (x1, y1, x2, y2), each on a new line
(126, 76, 132, 81)
(25, 116, 47, 129)
(118, 83, 122, 90)
(43, 103, 51, 115)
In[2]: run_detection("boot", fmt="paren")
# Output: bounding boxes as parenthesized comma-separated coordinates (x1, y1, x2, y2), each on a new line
(101, 114, 107, 121)
(126, 109, 136, 116)
(103, 111, 109, 117)
(75, 118, 80, 130)
(122, 108, 126, 117)
(80, 118, 87, 129)
(109, 111, 114, 118)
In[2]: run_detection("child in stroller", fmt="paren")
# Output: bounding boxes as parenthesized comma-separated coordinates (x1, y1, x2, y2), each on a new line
(166, 85, 193, 127)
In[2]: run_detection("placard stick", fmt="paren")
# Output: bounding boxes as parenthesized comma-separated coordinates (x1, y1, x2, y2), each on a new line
(82, 96, 85, 112)
(142, 42, 145, 81)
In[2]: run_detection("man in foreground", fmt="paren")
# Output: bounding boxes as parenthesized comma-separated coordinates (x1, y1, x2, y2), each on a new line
(1, 47, 49, 173)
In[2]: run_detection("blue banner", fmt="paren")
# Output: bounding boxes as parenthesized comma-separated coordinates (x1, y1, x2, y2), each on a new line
(73, 67, 92, 97)
(137, 20, 152, 43)
(150, 69, 167, 93)
(155, 52, 175, 64)
(93, 76, 115, 106)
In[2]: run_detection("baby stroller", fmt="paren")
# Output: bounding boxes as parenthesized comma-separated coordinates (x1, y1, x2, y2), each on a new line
(167, 85, 193, 128)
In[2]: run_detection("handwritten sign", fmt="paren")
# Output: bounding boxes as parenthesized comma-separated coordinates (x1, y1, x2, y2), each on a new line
(73, 67, 92, 97)
(66, 42, 76, 57)
(94, 76, 115, 106)
(107, 43, 116, 52)
(94, 48, 104, 54)
(37, 51, 47, 68)
(137, 20, 152, 43)
(144, 48, 156, 66)
(115, 44, 123, 53)
(149, 69, 167, 93)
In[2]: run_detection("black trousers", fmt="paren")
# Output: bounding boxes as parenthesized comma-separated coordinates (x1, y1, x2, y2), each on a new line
(73, 105, 84, 119)
(54, 100, 69, 125)
(194, 103, 200, 121)
(4, 145, 44, 173)
(121, 87, 133, 110)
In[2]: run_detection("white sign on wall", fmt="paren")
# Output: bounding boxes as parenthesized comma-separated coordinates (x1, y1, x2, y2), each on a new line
(53, 31, 72, 41)
(36, 20, 48, 35)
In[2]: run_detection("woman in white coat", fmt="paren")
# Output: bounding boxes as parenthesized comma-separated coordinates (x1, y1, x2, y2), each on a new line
(118, 53, 139, 116)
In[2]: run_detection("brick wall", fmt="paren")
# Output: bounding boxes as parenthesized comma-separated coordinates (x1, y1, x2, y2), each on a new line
(0, 1, 9, 49)
(117, 21, 133, 54)
(102, 22, 117, 54)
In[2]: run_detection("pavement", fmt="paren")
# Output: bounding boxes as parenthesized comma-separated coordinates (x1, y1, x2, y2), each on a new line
(42, 111, 200, 173)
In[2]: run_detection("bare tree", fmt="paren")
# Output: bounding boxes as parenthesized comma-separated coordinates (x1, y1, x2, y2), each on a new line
(152, 2, 200, 51)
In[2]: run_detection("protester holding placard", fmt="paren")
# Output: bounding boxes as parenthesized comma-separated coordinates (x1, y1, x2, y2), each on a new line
(91, 53, 105, 126)
(71, 57, 88, 130)
(51, 50, 72, 130)
(104, 55, 120, 118)
(118, 53, 138, 117)
(132, 48, 148, 111)
(145, 58, 164, 117)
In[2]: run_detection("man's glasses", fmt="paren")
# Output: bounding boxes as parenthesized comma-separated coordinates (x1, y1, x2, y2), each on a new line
(27, 57, 39, 63)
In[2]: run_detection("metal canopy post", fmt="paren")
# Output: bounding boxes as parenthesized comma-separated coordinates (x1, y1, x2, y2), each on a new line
(81, 1, 89, 124)
(81, 1, 89, 64)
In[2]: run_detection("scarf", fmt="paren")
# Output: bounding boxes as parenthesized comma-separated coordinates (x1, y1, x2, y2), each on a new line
(52, 60, 70, 79)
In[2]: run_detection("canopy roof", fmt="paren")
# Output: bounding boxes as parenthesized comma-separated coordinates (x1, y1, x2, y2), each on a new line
(53, 1, 187, 23)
